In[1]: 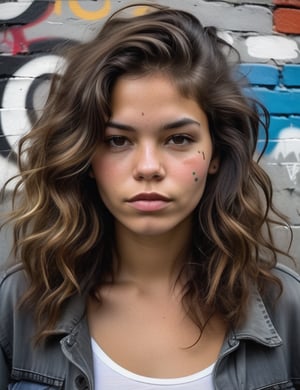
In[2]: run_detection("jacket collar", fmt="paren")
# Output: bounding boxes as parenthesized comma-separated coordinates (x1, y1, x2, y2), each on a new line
(233, 288, 282, 347)
(50, 284, 282, 348)
(49, 292, 87, 336)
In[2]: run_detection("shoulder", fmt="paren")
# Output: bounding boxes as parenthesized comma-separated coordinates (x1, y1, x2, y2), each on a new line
(0, 263, 29, 306)
(273, 262, 300, 283)
(0, 262, 27, 284)
(272, 263, 300, 302)
(0, 263, 31, 340)
(263, 263, 300, 330)
(0, 263, 31, 363)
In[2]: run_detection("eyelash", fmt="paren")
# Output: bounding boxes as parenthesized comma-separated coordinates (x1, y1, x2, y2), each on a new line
(105, 134, 194, 148)
(105, 136, 130, 147)
(166, 134, 194, 145)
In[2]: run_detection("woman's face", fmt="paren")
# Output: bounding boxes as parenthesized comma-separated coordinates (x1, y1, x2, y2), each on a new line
(91, 73, 218, 238)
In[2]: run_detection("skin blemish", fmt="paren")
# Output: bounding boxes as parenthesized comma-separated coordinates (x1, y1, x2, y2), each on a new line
(141, 112, 144, 116)
(197, 151, 205, 160)
(192, 172, 199, 182)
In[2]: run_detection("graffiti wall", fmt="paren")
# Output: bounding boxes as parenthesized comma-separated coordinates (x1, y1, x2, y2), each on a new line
(0, 0, 300, 267)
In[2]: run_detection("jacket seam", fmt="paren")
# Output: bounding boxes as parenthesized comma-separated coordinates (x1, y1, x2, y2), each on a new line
(255, 379, 294, 389)
(0, 335, 12, 362)
(11, 368, 64, 388)
(0, 263, 24, 287)
(274, 264, 300, 283)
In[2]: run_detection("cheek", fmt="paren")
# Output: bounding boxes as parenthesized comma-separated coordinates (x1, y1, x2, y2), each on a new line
(178, 155, 211, 185)
(91, 155, 118, 189)
(92, 148, 132, 179)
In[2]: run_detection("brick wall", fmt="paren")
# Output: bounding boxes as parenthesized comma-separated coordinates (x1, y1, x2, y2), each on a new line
(0, 0, 299, 268)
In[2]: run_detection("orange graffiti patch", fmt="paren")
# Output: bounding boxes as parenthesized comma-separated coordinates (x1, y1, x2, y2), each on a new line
(55, 0, 111, 21)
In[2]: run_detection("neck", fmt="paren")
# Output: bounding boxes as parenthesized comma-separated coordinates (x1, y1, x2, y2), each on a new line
(113, 223, 192, 289)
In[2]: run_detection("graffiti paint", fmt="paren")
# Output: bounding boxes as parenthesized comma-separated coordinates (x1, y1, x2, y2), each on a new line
(0, 1, 55, 55)
(0, 0, 76, 157)
(54, 0, 111, 21)
(245, 36, 299, 60)
(269, 127, 300, 184)
(1, 55, 65, 152)
(0, 1, 54, 25)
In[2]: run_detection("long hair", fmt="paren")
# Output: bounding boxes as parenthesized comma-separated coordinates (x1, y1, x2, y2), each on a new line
(1, 4, 292, 341)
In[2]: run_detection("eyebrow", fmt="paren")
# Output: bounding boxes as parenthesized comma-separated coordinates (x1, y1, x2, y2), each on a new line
(163, 118, 201, 130)
(106, 118, 201, 131)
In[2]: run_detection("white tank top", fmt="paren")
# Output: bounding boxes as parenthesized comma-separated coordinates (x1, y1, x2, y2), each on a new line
(91, 338, 215, 389)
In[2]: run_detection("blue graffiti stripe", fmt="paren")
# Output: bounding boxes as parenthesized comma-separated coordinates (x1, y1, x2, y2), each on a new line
(282, 65, 300, 87)
(251, 87, 300, 115)
(238, 64, 279, 86)
(240, 63, 300, 155)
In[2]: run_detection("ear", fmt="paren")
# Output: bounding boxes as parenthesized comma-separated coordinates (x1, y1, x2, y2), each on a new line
(208, 156, 219, 174)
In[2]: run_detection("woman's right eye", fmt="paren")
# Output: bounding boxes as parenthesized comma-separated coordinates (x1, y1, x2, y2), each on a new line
(105, 136, 130, 147)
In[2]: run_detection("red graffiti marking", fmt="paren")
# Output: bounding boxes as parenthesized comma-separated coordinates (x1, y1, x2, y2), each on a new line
(1, 1, 54, 54)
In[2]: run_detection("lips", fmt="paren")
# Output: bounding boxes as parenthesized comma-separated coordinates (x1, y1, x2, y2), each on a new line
(127, 193, 171, 212)
(128, 193, 171, 202)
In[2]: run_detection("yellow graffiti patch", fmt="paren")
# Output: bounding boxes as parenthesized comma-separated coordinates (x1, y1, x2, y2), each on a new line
(54, 0, 62, 15)
(55, 0, 111, 20)
(133, 6, 150, 17)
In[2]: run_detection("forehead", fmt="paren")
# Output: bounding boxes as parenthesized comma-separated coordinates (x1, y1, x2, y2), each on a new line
(111, 73, 179, 102)
(109, 73, 208, 128)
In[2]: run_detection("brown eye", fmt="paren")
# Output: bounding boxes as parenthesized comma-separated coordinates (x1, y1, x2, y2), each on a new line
(168, 135, 192, 145)
(106, 136, 130, 147)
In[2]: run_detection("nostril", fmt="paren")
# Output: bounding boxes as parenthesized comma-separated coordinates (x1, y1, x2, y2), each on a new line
(134, 168, 164, 181)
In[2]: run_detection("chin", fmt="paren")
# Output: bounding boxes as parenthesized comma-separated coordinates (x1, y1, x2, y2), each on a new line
(121, 220, 188, 238)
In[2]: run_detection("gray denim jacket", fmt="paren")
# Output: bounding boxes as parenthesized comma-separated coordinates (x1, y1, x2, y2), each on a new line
(0, 263, 300, 390)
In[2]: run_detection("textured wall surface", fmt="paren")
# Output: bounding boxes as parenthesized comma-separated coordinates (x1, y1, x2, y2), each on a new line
(0, 0, 299, 269)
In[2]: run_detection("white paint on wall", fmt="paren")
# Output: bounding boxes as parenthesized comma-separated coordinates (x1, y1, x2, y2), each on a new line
(0, 109, 28, 153)
(0, 154, 19, 191)
(245, 36, 299, 60)
(270, 127, 300, 184)
(1, 55, 65, 152)
(0, 1, 33, 20)
(3, 55, 64, 79)
(285, 163, 300, 184)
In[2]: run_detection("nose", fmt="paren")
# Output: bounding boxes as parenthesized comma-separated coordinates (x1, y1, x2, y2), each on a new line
(133, 142, 165, 181)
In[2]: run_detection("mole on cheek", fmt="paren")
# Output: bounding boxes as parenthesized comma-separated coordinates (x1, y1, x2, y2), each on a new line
(141, 112, 144, 116)
(192, 172, 199, 182)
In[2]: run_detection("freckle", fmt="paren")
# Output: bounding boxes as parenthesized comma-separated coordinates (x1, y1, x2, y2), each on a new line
(194, 178, 198, 182)
(141, 112, 144, 116)
(192, 172, 196, 175)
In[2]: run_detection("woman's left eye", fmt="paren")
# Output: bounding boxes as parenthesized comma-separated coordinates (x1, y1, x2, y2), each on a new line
(167, 135, 192, 145)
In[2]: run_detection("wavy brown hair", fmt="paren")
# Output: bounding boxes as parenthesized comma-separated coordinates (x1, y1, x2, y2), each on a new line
(1, 4, 292, 341)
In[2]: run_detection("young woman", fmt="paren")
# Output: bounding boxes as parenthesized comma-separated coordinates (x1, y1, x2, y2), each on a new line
(1, 4, 299, 389)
